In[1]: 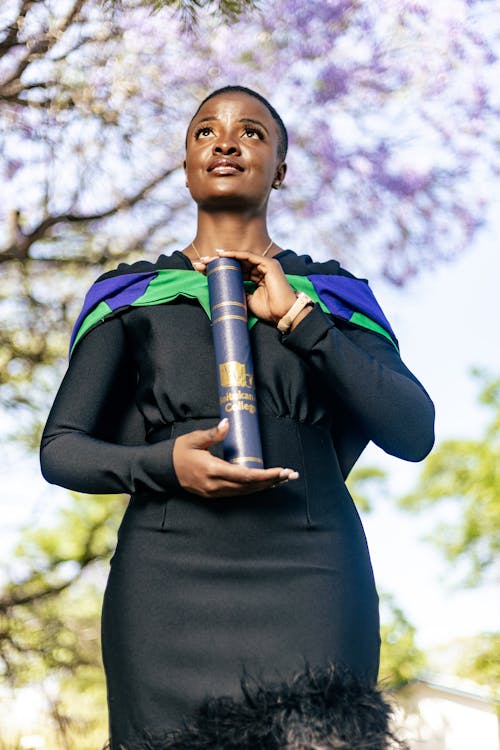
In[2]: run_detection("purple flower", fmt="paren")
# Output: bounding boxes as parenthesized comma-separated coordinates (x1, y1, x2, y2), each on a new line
(316, 64, 350, 101)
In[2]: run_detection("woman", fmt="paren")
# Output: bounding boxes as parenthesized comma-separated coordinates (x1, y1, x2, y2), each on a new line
(40, 86, 434, 749)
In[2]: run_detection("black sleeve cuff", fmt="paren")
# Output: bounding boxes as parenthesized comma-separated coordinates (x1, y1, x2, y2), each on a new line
(131, 438, 182, 494)
(281, 304, 335, 356)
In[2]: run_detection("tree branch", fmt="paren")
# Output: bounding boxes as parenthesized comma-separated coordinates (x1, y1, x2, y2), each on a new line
(0, 0, 36, 56)
(0, 512, 114, 611)
(1, 569, 83, 610)
(0, 166, 178, 264)
(0, 0, 87, 94)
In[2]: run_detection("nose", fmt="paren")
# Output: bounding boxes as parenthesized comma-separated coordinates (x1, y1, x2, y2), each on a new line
(213, 128, 240, 155)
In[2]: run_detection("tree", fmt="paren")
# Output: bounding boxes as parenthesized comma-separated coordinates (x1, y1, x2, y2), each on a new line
(125, 0, 259, 23)
(379, 594, 426, 689)
(0, 492, 125, 748)
(455, 633, 500, 694)
(400, 374, 500, 586)
(0, 491, 125, 680)
(347, 469, 426, 688)
(400, 374, 500, 691)
(347, 465, 387, 513)
(1, 0, 498, 422)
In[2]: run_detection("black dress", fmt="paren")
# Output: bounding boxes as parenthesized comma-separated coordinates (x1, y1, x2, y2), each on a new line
(40, 250, 435, 749)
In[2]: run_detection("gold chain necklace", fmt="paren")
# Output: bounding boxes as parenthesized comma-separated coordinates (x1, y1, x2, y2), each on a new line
(190, 239, 274, 261)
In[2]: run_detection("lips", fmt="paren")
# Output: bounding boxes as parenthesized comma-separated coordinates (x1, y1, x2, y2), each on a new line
(208, 158, 244, 174)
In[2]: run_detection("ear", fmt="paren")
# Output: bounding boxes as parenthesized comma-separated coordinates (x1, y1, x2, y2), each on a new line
(272, 162, 287, 189)
(183, 159, 188, 187)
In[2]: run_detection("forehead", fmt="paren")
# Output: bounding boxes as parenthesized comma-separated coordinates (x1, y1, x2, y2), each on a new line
(190, 93, 279, 137)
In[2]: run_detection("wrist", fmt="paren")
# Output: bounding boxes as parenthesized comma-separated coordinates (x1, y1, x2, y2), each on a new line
(288, 304, 313, 332)
(276, 292, 314, 334)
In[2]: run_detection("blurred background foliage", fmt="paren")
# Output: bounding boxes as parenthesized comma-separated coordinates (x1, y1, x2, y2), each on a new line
(1, 0, 499, 746)
(400, 374, 500, 587)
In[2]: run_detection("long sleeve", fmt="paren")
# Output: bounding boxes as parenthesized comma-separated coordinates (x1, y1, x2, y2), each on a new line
(282, 305, 435, 466)
(40, 316, 180, 495)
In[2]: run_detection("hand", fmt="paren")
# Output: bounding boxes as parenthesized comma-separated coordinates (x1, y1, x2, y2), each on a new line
(195, 249, 297, 324)
(172, 418, 299, 498)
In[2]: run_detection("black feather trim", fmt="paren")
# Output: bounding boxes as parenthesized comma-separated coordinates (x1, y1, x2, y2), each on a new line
(126, 664, 408, 750)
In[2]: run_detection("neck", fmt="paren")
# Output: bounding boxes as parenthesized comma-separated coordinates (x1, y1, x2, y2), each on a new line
(189, 211, 274, 257)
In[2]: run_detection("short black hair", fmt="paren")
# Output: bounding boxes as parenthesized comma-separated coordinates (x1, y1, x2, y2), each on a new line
(187, 85, 288, 162)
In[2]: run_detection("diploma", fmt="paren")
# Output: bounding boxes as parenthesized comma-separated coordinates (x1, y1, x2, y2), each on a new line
(207, 257, 264, 469)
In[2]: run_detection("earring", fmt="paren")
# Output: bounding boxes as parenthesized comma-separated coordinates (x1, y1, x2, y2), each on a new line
(273, 181, 281, 189)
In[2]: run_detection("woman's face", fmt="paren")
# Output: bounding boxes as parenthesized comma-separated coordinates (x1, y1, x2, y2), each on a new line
(184, 92, 286, 213)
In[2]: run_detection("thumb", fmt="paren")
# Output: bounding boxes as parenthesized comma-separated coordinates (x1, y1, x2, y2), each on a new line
(187, 418, 229, 450)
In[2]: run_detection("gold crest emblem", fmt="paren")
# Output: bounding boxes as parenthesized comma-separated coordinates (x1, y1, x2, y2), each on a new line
(219, 361, 254, 388)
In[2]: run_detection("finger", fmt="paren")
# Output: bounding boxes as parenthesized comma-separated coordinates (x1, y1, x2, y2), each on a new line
(215, 251, 290, 290)
(202, 252, 257, 276)
(203, 471, 300, 497)
(215, 251, 289, 291)
(192, 261, 207, 273)
(215, 249, 278, 276)
(185, 418, 230, 449)
(215, 248, 272, 266)
(210, 461, 299, 485)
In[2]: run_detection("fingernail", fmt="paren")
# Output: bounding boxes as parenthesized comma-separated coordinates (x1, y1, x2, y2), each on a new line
(280, 469, 299, 480)
(193, 261, 203, 268)
(215, 248, 225, 254)
(218, 418, 229, 429)
(200, 256, 211, 262)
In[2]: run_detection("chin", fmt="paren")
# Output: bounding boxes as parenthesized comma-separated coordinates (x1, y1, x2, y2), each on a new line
(198, 192, 264, 212)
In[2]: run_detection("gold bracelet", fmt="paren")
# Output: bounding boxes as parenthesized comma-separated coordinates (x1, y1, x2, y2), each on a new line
(277, 292, 314, 334)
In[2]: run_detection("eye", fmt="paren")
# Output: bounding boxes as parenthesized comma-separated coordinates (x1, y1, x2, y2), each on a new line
(194, 126, 213, 139)
(243, 126, 264, 140)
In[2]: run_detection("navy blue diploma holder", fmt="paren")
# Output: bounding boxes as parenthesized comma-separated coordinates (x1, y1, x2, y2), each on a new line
(207, 257, 264, 469)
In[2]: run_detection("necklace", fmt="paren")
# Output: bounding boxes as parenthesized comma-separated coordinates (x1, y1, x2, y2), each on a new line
(190, 238, 274, 261)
